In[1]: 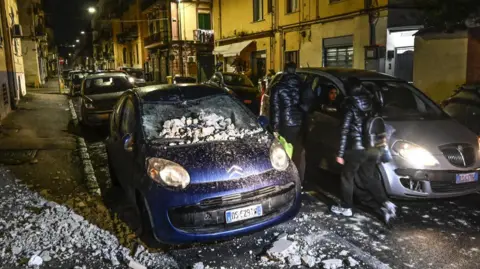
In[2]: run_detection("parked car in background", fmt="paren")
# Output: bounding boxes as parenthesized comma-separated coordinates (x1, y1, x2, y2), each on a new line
(441, 84, 480, 134)
(263, 67, 480, 199)
(70, 72, 87, 96)
(120, 67, 146, 86)
(68, 70, 84, 89)
(207, 72, 261, 115)
(80, 73, 134, 126)
(106, 84, 301, 245)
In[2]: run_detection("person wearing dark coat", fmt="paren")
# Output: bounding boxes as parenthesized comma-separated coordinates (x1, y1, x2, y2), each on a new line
(270, 62, 306, 181)
(330, 78, 396, 225)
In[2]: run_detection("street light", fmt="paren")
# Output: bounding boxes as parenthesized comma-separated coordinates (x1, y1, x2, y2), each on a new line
(81, 31, 85, 35)
(69, 53, 72, 56)
(88, 7, 96, 14)
(76, 39, 80, 43)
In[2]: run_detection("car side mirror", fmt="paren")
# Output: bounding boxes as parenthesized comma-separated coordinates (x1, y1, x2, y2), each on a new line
(123, 133, 134, 152)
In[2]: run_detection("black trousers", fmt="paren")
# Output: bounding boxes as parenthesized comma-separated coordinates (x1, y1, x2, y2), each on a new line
(340, 149, 388, 209)
(279, 125, 306, 182)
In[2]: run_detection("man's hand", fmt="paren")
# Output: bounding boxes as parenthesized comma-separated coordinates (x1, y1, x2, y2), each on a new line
(336, 157, 344, 165)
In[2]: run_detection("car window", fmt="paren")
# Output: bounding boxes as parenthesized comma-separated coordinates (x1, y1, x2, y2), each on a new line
(112, 95, 128, 131)
(307, 75, 343, 113)
(223, 74, 254, 88)
(120, 99, 136, 136)
(361, 81, 446, 120)
(83, 77, 132, 95)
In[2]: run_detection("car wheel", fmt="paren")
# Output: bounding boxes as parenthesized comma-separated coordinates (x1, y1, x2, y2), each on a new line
(136, 192, 166, 249)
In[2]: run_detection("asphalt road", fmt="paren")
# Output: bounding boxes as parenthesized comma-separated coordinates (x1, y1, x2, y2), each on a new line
(72, 97, 480, 269)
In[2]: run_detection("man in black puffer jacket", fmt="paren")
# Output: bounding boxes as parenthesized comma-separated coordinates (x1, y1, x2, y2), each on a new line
(270, 62, 305, 181)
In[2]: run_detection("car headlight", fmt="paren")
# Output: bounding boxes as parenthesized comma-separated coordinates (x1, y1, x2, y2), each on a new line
(270, 142, 289, 171)
(147, 158, 190, 189)
(392, 141, 439, 167)
(128, 77, 135, 83)
(84, 103, 95, 109)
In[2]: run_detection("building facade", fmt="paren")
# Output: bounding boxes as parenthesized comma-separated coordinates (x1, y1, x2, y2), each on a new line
(0, 0, 26, 118)
(142, 0, 215, 83)
(18, 0, 48, 87)
(212, 0, 422, 84)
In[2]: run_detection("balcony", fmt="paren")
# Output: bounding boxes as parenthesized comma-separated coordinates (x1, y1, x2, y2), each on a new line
(193, 29, 214, 44)
(116, 26, 139, 44)
(35, 25, 46, 37)
(144, 31, 171, 48)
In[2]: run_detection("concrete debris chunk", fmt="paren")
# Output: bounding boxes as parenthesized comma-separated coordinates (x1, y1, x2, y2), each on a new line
(192, 261, 205, 269)
(288, 255, 302, 266)
(27, 255, 43, 267)
(277, 233, 288, 240)
(128, 259, 148, 269)
(321, 259, 343, 269)
(339, 250, 348, 256)
(267, 239, 297, 260)
(348, 256, 359, 267)
(301, 255, 316, 268)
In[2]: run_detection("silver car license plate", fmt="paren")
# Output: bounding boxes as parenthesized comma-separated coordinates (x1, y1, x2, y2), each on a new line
(455, 172, 478, 184)
(225, 204, 263, 224)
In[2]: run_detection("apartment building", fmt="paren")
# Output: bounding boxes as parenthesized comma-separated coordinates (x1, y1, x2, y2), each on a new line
(18, 0, 48, 87)
(213, 0, 422, 83)
(142, 0, 214, 83)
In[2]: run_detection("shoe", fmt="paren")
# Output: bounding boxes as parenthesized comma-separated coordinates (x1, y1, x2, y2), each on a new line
(383, 201, 397, 217)
(330, 205, 353, 217)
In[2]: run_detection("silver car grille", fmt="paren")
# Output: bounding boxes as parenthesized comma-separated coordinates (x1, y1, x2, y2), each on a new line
(439, 143, 476, 167)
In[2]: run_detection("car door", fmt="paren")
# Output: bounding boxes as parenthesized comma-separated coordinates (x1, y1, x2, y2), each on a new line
(303, 74, 344, 173)
(109, 96, 137, 188)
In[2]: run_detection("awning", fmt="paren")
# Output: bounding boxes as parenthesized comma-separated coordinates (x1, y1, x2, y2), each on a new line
(212, 40, 254, 57)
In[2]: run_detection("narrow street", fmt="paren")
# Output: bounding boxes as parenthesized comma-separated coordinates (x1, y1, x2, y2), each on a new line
(1, 82, 477, 268)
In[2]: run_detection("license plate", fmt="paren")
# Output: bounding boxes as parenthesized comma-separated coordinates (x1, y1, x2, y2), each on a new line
(244, 100, 252, 104)
(455, 172, 478, 184)
(225, 204, 263, 224)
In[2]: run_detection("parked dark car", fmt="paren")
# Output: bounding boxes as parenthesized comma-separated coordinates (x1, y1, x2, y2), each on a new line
(80, 73, 134, 126)
(207, 72, 261, 114)
(120, 67, 146, 86)
(67, 70, 84, 89)
(70, 72, 87, 96)
(441, 84, 480, 134)
(106, 84, 301, 245)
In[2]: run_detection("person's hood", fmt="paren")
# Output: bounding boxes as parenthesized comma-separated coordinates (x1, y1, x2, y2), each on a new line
(146, 137, 274, 184)
(351, 95, 373, 112)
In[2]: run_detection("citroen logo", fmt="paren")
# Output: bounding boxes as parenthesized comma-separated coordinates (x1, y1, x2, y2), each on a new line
(227, 165, 244, 178)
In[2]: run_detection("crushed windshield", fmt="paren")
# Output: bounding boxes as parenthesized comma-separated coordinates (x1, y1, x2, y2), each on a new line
(223, 74, 254, 87)
(361, 81, 445, 120)
(142, 95, 263, 145)
(83, 77, 132, 95)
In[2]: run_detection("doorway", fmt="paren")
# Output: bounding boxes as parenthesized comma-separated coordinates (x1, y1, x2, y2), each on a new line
(394, 46, 414, 82)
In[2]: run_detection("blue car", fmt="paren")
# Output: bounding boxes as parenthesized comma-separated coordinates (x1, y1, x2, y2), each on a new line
(106, 84, 301, 245)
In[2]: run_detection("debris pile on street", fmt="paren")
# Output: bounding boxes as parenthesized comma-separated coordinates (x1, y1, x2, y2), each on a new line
(145, 111, 264, 145)
(0, 167, 178, 268)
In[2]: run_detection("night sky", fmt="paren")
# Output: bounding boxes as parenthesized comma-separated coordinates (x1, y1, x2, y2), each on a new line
(44, 0, 98, 56)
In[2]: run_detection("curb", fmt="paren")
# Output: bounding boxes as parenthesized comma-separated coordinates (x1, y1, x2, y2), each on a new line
(68, 99, 101, 197)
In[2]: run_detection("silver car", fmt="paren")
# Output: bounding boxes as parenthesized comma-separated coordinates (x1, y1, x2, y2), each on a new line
(262, 67, 480, 199)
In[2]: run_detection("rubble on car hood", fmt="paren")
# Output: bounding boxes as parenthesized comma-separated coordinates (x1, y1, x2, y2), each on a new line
(146, 111, 267, 146)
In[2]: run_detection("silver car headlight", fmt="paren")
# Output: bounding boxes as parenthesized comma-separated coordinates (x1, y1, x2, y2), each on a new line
(392, 141, 439, 167)
(147, 158, 190, 189)
(270, 142, 289, 171)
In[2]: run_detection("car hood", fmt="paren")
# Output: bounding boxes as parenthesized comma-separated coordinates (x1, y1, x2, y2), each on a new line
(146, 137, 274, 184)
(86, 92, 123, 111)
(226, 85, 258, 99)
(387, 119, 478, 155)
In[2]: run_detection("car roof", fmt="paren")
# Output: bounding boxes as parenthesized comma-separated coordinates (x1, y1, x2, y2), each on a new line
(297, 67, 402, 82)
(85, 73, 128, 79)
(218, 72, 247, 76)
(134, 84, 227, 102)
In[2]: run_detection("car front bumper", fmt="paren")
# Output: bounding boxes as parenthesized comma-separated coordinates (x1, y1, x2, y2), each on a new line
(381, 161, 480, 199)
(143, 165, 301, 244)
